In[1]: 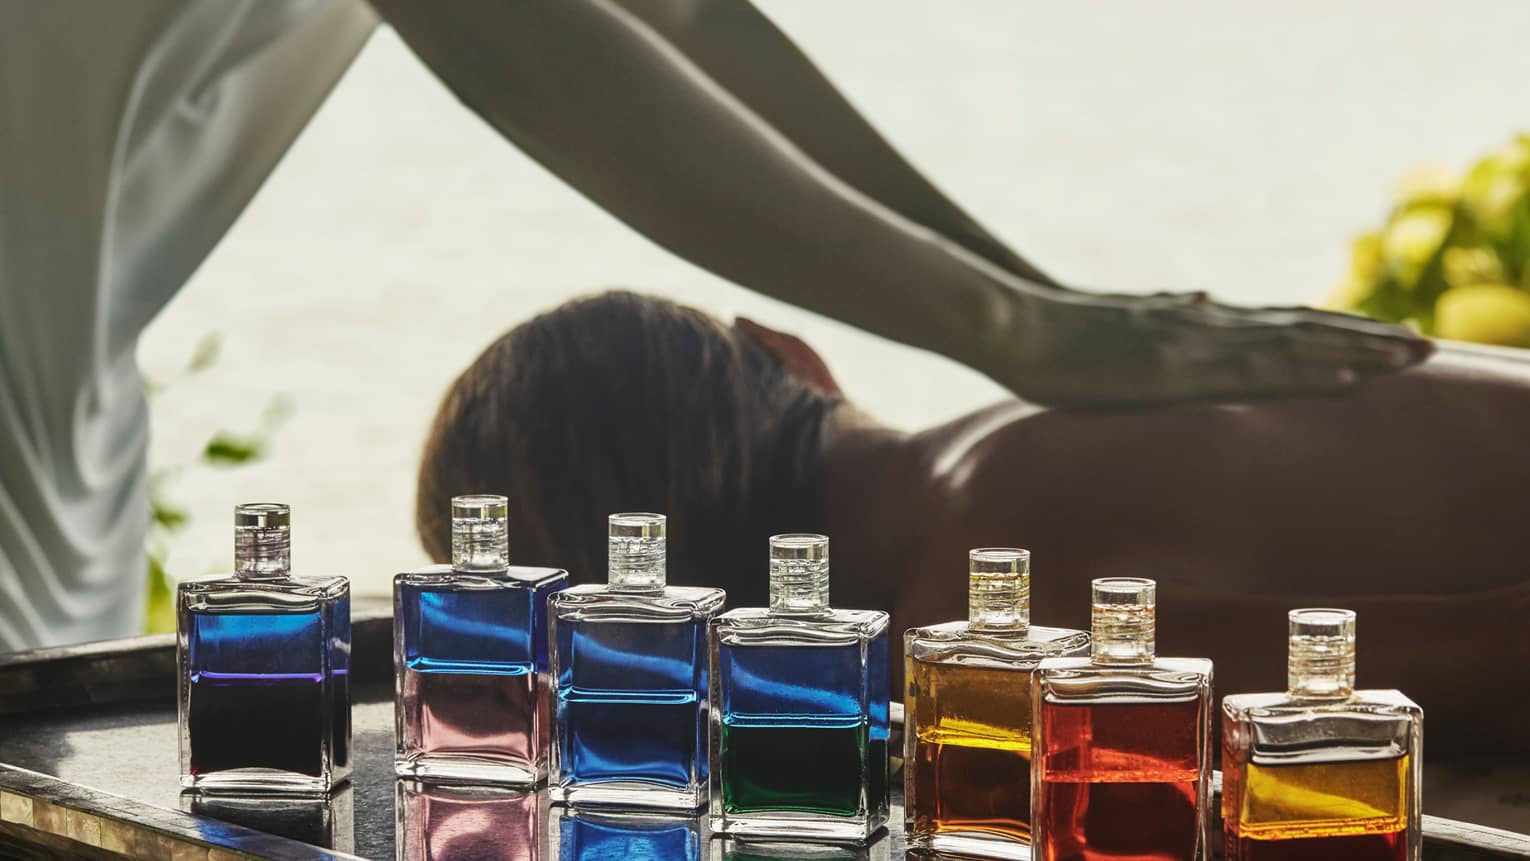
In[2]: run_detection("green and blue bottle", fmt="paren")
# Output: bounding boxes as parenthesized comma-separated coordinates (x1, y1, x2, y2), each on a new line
(709, 534, 889, 843)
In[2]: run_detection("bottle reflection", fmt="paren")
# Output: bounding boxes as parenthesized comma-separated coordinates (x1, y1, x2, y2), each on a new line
(397, 780, 543, 861)
(555, 807, 702, 861)
(183, 784, 354, 852)
(711, 831, 891, 861)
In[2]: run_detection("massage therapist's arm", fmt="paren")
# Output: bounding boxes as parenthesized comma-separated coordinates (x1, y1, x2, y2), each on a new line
(605, 0, 1056, 287)
(368, 0, 1429, 405)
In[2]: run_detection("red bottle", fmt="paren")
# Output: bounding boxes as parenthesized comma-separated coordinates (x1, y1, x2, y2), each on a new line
(1031, 578, 1212, 861)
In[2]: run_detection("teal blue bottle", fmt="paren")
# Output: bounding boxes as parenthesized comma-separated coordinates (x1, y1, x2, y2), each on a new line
(549, 513, 725, 810)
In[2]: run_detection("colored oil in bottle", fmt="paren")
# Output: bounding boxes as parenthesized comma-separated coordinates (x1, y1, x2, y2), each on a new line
(1035, 698, 1203, 861)
(1224, 755, 1408, 861)
(720, 718, 871, 816)
(557, 618, 708, 789)
(908, 660, 1035, 843)
(717, 642, 883, 817)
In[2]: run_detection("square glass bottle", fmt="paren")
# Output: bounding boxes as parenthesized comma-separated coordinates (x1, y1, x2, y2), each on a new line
(395, 494, 568, 785)
(1222, 609, 1422, 861)
(549, 513, 725, 810)
(177, 503, 351, 794)
(904, 548, 1090, 859)
(1031, 578, 1213, 861)
(396, 780, 543, 861)
(709, 534, 889, 843)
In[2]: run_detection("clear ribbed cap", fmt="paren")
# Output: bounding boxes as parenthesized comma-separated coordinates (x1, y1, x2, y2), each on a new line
(1091, 578, 1156, 664)
(608, 513, 666, 593)
(451, 494, 509, 572)
(769, 534, 830, 615)
(1288, 608, 1356, 700)
(234, 503, 291, 580)
(968, 548, 1030, 632)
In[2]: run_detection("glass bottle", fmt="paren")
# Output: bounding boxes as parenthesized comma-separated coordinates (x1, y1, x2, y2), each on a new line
(709, 534, 889, 843)
(1221, 609, 1422, 861)
(904, 548, 1090, 858)
(549, 513, 725, 810)
(555, 807, 703, 861)
(177, 503, 351, 793)
(1031, 578, 1213, 861)
(396, 780, 543, 861)
(395, 494, 569, 785)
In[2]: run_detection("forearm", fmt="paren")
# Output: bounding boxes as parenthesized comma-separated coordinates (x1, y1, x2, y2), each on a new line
(608, 0, 1057, 285)
(370, 0, 1036, 377)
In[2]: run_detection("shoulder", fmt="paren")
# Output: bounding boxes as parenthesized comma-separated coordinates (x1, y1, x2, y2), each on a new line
(922, 399, 1256, 502)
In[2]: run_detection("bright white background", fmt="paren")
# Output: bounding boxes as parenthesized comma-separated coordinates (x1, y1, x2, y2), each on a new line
(139, 1, 1530, 594)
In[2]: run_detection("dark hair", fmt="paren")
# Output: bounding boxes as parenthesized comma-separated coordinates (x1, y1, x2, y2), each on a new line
(417, 291, 839, 603)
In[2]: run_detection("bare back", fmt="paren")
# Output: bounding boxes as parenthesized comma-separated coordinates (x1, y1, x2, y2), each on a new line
(896, 347, 1530, 635)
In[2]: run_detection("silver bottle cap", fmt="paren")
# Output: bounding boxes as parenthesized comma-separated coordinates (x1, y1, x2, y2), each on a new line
(234, 503, 291, 580)
(608, 513, 667, 593)
(451, 494, 509, 572)
(1287, 608, 1356, 700)
(769, 534, 830, 615)
(1090, 577, 1156, 664)
(968, 548, 1030, 632)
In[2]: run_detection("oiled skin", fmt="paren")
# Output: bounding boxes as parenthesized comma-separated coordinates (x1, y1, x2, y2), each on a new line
(822, 347, 1530, 754)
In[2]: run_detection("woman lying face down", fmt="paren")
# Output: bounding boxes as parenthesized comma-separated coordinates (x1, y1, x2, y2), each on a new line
(419, 290, 1530, 754)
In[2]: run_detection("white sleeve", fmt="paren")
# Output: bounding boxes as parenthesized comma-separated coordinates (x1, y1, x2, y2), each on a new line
(0, 0, 376, 649)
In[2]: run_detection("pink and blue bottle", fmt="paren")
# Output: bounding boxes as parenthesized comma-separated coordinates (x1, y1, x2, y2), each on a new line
(394, 494, 568, 785)
(177, 503, 351, 793)
(549, 513, 725, 810)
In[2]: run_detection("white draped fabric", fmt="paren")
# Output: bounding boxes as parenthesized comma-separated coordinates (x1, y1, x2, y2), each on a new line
(0, 0, 376, 649)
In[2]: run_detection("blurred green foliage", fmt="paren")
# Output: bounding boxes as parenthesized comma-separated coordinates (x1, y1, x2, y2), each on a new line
(143, 334, 292, 633)
(1330, 134, 1530, 346)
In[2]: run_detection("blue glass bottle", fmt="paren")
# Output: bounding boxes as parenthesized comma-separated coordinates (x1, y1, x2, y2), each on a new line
(395, 495, 568, 785)
(709, 534, 889, 843)
(549, 513, 725, 810)
(177, 503, 351, 793)
(556, 807, 702, 861)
